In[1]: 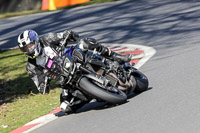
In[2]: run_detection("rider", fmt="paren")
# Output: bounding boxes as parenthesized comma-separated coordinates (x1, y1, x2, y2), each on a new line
(17, 29, 133, 113)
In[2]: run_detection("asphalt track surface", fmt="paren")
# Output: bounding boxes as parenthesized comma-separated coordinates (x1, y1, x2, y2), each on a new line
(1, 0, 200, 133)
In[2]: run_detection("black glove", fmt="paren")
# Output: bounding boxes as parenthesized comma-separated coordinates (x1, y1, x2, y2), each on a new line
(45, 71, 57, 80)
(63, 30, 79, 42)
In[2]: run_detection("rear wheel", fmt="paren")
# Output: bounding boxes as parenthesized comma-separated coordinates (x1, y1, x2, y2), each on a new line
(79, 77, 127, 104)
(133, 70, 149, 94)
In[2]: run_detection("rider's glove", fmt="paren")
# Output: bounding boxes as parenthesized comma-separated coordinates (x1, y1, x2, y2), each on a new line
(63, 30, 79, 42)
(45, 72, 57, 80)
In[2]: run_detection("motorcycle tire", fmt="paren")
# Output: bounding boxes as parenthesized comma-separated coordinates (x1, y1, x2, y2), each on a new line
(133, 70, 149, 94)
(79, 77, 127, 104)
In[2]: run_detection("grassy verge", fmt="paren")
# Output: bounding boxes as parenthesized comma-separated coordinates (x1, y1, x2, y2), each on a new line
(0, 0, 119, 19)
(0, 49, 60, 133)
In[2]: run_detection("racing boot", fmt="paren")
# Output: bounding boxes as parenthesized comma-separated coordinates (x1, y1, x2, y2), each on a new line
(60, 88, 87, 114)
(100, 46, 133, 63)
(60, 99, 87, 114)
(60, 100, 73, 114)
(60, 89, 73, 114)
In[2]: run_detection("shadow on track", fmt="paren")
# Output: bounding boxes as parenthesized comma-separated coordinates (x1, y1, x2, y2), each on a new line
(54, 87, 153, 117)
(1, 0, 200, 50)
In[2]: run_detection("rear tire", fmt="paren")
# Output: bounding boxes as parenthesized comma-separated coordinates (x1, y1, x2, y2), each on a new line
(79, 77, 127, 104)
(133, 70, 149, 94)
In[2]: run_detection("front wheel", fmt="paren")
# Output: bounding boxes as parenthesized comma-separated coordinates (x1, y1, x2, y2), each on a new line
(79, 77, 127, 104)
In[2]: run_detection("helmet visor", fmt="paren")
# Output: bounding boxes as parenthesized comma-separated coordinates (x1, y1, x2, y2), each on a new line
(20, 42, 39, 58)
(20, 42, 37, 53)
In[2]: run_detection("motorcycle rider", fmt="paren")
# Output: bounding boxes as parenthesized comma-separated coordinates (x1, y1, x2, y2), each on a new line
(17, 29, 133, 113)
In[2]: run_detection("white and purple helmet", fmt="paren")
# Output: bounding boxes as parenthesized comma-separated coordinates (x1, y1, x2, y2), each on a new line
(18, 30, 41, 59)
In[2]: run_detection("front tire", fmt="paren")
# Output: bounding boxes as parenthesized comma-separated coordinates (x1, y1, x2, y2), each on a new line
(79, 77, 127, 104)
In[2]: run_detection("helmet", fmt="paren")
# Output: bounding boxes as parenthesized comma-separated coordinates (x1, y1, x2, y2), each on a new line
(18, 30, 41, 59)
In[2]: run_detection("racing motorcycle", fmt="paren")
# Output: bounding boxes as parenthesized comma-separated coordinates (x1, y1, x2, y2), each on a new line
(45, 40, 149, 107)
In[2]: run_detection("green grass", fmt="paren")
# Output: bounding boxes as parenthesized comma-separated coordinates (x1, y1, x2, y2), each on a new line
(0, 49, 60, 133)
(0, 91, 60, 133)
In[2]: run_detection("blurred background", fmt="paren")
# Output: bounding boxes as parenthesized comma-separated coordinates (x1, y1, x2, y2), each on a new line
(0, 0, 118, 14)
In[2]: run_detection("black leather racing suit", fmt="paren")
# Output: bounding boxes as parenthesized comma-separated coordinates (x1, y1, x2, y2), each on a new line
(26, 30, 115, 94)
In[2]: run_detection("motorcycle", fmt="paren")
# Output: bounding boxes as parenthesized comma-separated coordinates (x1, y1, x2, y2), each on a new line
(45, 40, 149, 109)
